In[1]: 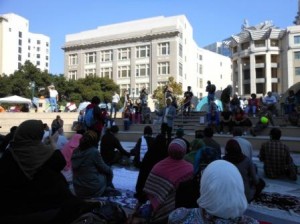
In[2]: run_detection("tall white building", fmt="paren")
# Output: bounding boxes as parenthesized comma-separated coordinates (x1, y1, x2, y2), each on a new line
(63, 15, 231, 98)
(0, 13, 50, 76)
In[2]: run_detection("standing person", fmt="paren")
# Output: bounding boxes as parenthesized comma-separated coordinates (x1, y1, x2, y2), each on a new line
(100, 125, 131, 166)
(157, 97, 176, 142)
(284, 90, 297, 124)
(183, 86, 193, 116)
(259, 128, 298, 180)
(139, 86, 148, 106)
(110, 91, 120, 119)
(72, 130, 115, 198)
(51, 115, 64, 135)
(48, 84, 59, 112)
(220, 84, 233, 109)
(206, 80, 216, 104)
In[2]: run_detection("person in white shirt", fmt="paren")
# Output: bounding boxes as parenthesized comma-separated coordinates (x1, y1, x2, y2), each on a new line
(110, 91, 120, 119)
(232, 127, 253, 160)
(262, 91, 278, 116)
(48, 84, 59, 112)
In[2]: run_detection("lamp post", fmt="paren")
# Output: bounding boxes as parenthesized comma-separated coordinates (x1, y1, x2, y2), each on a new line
(29, 81, 35, 99)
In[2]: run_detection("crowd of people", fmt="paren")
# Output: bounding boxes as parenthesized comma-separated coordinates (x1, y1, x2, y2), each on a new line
(0, 85, 299, 223)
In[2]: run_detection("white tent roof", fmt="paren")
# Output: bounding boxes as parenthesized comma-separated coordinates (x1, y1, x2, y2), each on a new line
(0, 95, 31, 104)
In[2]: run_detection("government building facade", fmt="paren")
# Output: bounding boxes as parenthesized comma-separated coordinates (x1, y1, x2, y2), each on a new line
(62, 15, 232, 98)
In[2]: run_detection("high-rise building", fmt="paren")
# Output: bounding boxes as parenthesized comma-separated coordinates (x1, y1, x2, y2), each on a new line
(63, 15, 232, 98)
(0, 13, 50, 76)
(225, 17, 300, 96)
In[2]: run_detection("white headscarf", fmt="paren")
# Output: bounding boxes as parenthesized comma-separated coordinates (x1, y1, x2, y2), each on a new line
(197, 160, 248, 219)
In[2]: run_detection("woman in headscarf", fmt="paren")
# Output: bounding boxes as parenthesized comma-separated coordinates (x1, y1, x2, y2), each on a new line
(168, 160, 259, 224)
(134, 133, 168, 204)
(0, 120, 99, 223)
(72, 130, 114, 198)
(223, 139, 265, 202)
(143, 138, 193, 223)
(61, 133, 83, 183)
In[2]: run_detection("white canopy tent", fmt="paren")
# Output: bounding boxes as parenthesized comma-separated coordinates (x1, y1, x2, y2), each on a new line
(0, 95, 31, 104)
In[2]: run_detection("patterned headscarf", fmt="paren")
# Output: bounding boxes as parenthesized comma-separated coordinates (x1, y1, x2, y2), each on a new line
(197, 160, 247, 219)
(168, 138, 187, 159)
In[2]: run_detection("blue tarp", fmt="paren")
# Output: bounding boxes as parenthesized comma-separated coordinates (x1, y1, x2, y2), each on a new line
(195, 96, 223, 112)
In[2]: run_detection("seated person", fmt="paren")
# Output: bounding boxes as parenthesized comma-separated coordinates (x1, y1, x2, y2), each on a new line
(219, 105, 233, 134)
(250, 108, 274, 137)
(232, 106, 252, 135)
(130, 126, 155, 168)
(143, 139, 193, 223)
(259, 128, 298, 180)
(0, 120, 100, 223)
(72, 130, 114, 198)
(100, 125, 131, 166)
(169, 160, 259, 224)
(245, 93, 259, 117)
(262, 91, 278, 116)
(174, 128, 190, 153)
(230, 94, 241, 113)
(223, 139, 265, 202)
(206, 100, 220, 133)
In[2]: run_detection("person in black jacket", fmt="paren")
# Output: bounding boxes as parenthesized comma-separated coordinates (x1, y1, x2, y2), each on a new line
(0, 119, 100, 224)
(100, 125, 131, 166)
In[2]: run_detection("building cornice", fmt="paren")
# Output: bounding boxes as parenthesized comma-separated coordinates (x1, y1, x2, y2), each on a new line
(62, 30, 180, 51)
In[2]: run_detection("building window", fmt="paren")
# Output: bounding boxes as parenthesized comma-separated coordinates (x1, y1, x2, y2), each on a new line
(69, 70, 77, 80)
(294, 36, 300, 44)
(28, 46, 31, 50)
(118, 48, 130, 60)
(18, 55, 21, 61)
(136, 45, 150, 58)
(28, 38, 31, 43)
(100, 67, 113, 79)
(254, 40, 265, 48)
(241, 42, 250, 50)
(46, 62, 48, 67)
(18, 39, 22, 46)
(37, 54, 40, 59)
(200, 78, 203, 88)
(37, 47, 40, 52)
(37, 40, 41, 44)
(84, 68, 96, 77)
(158, 62, 170, 75)
(118, 66, 131, 78)
(46, 56, 48, 60)
(158, 42, 170, 55)
(28, 53, 30, 57)
(18, 31, 22, 38)
(18, 47, 22, 53)
(199, 54, 202, 60)
(136, 64, 150, 77)
(85, 52, 96, 64)
(135, 83, 149, 96)
(101, 50, 113, 62)
(69, 54, 78, 65)
(18, 62, 21, 69)
(233, 46, 238, 53)
(37, 61, 40, 66)
(179, 63, 183, 77)
(294, 52, 300, 60)
(199, 64, 203, 74)
(46, 42, 49, 47)
(179, 43, 183, 57)
(295, 67, 300, 75)
(120, 84, 131, 95)
(270, 39, 279, 47)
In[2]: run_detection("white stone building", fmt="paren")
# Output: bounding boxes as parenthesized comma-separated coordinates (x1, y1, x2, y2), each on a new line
(63, 15, 232, 98)
(0, 13, 50, 76)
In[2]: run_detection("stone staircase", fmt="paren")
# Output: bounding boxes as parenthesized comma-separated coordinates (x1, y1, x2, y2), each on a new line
(0, 111, 300, 153)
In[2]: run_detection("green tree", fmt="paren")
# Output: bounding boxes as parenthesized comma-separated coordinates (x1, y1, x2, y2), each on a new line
(153, 77, 182, 109)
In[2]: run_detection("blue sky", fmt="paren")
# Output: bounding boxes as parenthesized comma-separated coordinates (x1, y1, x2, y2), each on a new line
(0, 0, 297, 75)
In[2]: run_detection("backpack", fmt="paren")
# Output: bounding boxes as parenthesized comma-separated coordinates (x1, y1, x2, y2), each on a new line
(84, 107, 96, 128)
